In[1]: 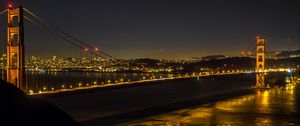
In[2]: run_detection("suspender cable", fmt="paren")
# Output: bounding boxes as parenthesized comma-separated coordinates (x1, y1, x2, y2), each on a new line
(24, 16, 107, 59)
(24, 8, 117, 60)
(0, 9, 7, 15)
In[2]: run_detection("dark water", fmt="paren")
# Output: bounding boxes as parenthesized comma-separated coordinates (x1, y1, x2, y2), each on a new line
(119, 85, 300, 125)
(49, 73, 257, 123)
(44, 72, 296, 124)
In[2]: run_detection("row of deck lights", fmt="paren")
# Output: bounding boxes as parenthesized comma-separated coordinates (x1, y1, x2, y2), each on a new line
(29, 78, 133, 94)
(28, 69, 258, 94)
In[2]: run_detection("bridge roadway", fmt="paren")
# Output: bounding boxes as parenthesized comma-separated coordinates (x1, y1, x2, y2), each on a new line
(32, 71, 250, 95)
(31, 68, 292, 95)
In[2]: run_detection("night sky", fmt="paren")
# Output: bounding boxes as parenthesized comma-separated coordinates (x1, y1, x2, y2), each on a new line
(0, 0, 299, 59)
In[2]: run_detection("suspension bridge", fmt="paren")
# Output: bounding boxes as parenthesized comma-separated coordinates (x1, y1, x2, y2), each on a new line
(0, 5, 292, 95)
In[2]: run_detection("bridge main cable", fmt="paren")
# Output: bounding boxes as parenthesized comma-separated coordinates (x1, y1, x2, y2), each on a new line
(0, 9, 8, 15)
(23, 8, 117, 60)
(24, 16, 110, 59)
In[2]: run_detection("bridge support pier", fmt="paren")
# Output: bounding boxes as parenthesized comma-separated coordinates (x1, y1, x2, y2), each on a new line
(6, 6, 26, 91)
(256, 36, 266, 88)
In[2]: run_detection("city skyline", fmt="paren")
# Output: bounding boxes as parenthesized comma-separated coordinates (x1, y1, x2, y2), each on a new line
(0, 0, 299, 59)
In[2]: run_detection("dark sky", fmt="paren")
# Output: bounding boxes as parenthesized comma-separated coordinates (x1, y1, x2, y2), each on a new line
(0, 0, 299, 59)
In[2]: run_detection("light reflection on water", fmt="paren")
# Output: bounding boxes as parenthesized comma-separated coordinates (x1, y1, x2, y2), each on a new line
(120, 87, 300, 126)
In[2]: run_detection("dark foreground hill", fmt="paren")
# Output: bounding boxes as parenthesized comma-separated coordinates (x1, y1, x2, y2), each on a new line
(0, 80, 81, 126)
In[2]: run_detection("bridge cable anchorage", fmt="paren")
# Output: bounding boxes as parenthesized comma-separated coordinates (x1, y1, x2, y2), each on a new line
(23, 8, 117, 60)
(23, 16, 107, 59)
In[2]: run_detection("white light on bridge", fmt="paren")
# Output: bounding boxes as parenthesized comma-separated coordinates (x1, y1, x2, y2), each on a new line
(29, 90, 33, 94)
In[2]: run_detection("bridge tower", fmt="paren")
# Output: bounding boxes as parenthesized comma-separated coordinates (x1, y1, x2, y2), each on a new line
(6, 5, 26, 91)
(256, 36, 265, 88)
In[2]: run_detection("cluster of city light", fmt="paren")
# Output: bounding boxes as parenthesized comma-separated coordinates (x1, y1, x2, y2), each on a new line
(255, 68, 296, 73)
(14, 56, 184, 73)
